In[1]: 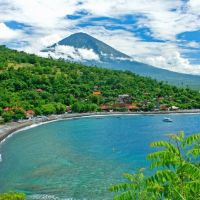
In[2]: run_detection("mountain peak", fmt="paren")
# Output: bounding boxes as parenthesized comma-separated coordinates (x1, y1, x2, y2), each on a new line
(44, 32, 130, 60)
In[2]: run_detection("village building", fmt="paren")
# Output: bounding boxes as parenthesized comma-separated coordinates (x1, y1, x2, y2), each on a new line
(157, 97, 164, 101)
(66, 106, 72, 113)
(117, 94, 130, 103)
(93, 91, 101, 95)
(36, 89, 43, 92)
(3, 107, 9, 112)
(101, 106, 110, 112)
(140, 101, 151, 107)
(126, 105, 140, 110)
(26, 110, 35, 119)
(160, 104, 169, 111)
(143, 92, 150, 95)
(170, 106, 179, 111)
(93, 86, 98, 91)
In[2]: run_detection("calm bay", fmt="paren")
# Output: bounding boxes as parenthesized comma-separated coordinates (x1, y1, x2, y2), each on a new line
(0, 113, 200, 199)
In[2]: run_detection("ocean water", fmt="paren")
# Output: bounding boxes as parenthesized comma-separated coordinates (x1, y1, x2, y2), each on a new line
(0, 114, 200, 200)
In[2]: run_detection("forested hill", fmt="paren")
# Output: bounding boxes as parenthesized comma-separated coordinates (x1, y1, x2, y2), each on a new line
(0, 45, 200, 119)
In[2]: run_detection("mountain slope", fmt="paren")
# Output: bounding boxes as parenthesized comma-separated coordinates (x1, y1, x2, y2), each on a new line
(44, 32, 130, 60)
(42, 33, 200, 90)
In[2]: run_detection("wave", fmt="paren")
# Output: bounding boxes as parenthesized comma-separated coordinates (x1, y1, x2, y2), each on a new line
(28, 194, 86, 200)
(0, 154, 2, 162)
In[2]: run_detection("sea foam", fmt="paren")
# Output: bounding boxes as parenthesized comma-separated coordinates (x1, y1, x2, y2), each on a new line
(28, 194, 80, 200)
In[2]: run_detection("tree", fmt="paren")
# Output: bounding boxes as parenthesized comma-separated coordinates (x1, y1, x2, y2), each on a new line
(41, 104, 56, 115)
(13, 109, 26, 120)
(54, 102, 66, 114)
(71, 102, 82, 113)
(2, 112, 13, 122)
(148, 103, 155, 111)
(109, 132, 200, 200)
(34, 107, 43, 116)
(0, 191, 26, 200)
(0, 107, 3, 115)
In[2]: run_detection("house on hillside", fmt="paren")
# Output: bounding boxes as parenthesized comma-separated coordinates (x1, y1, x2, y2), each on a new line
(117, 94, 130, 103)
(170, 106, 179, 111)
(93, 86, 98, 91)
(101, 106, 110, 112)
(157, 97, 164, 102)
(26, 110, 35, 119)
(36, 89, 43, 92)
(4, 107, 10, 112)
(160, 104, 169, 111)
(126, 105, 140, 111)
(143, 92, 150, 95)
(93, 91, 101, 95)
(66, 106, 72, 113)
(140, 101, 151, 107)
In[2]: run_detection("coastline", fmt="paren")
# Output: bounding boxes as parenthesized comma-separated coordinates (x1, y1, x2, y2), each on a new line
(1, 109, 200, 143)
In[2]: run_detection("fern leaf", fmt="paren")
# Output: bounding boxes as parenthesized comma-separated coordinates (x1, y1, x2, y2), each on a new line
(184, 133, 200, 146)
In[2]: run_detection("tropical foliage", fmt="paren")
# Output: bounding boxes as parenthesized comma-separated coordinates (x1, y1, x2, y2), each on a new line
(0, 45, 200, 121)
(109, 132, 200, 200)
(0, 190, 26, 200)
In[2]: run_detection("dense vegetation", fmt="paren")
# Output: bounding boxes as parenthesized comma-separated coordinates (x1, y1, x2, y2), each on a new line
(0, 190, 26, 200)
(0, 45, 200, 121)
(110, 132, 200, 200)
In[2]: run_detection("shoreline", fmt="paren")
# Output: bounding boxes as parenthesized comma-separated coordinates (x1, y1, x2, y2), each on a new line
(1, 109, 200, 143)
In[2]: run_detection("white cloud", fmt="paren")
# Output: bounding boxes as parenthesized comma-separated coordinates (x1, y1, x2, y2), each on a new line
(0, 23, 23, 41)
(78, 48, 99, 60)
(187, 41, 200, 48)
(1, 0, 200, 74)
(1, 0, 200, 42)
(38, 44, 99, 61)
(39, 34, 61, 47)
(141, 51, 200, 75)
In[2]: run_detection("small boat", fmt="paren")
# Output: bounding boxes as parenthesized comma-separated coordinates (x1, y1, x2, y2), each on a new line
(163, 118, 172, 122)
(115, 116, 123, 119)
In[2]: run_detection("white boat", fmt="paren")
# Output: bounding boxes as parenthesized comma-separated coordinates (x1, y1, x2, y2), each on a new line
(163, 117, 172, 122)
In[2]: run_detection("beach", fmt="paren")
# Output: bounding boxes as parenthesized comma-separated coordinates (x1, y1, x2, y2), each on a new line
(1, 109, 200, 143)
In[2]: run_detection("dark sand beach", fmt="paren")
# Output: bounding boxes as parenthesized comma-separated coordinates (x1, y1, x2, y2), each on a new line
(1, 110, 200, 143)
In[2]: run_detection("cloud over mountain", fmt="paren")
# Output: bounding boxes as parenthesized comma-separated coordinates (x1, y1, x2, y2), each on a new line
(0, 23, 23, 42)
(142, 52, 200, 75)
(1, 0, 200, 75)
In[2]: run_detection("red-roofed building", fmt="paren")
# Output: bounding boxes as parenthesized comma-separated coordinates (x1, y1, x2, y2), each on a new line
(4, 107, 9, 112)
(36, 89, 43, 92)
(160, 104, 169, 110)
(93, 91, 101, 95)
(158, 97, 164, 101)
(143, 92, 150, 95)
(66, 106, 72, 112)
(101, 106, 110, 111)
(26, 110, 35, 114)
(126, 105, 140, 110)
(26, 110, 35, 119)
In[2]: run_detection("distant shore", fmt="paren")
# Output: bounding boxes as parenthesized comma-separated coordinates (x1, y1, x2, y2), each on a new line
(1, 109, 200, 143)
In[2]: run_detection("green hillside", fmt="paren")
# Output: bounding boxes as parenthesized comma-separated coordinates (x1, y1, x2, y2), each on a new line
(42, 32, 200, 90)
(0, 45, 200, 120)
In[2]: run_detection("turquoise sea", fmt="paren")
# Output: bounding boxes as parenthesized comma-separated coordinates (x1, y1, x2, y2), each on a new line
(0, 114, 200, 200)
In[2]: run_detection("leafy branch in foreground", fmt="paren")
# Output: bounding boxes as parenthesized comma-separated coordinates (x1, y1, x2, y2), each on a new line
(0, 190, 26, 200)
(109, 132, 200, 200)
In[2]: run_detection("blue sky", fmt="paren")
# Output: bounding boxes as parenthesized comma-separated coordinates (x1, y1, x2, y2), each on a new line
(0, 0, 200, 75)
